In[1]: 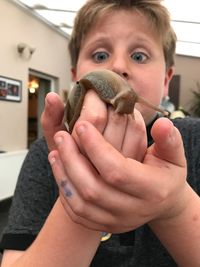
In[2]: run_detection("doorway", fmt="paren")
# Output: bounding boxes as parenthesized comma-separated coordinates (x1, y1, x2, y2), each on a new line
(27, 71, 56, 148)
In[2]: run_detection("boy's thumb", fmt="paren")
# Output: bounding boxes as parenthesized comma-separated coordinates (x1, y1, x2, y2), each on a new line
(150, 118, 186, 167)
(41, 92, 65, 151)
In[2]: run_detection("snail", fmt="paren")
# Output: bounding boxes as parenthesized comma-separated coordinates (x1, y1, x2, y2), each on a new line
(64, 69, 168, 133)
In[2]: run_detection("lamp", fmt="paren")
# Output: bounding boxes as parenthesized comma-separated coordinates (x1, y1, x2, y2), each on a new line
(28, 79, 39, 94)
(17, 43, 36, 59)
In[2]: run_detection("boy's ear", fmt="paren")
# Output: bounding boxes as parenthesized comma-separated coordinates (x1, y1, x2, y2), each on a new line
(71, 68, 77, 82)
(163, 66, 175, 97)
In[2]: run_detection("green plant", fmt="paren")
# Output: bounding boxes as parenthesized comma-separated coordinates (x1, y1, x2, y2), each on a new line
(190, 82, 200, 117)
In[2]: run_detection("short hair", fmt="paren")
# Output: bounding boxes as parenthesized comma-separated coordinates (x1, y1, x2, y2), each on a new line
(68, 0, 177, 69)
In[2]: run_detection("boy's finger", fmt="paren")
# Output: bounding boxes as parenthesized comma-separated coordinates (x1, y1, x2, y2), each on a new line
(150, 118, 186, 167)
(41, 92, 65, 150)
(78, 90, 107, 133)
(74, 120, 124, 177)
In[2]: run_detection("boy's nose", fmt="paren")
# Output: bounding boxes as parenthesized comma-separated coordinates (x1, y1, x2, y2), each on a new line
(110, 56, 130, 80)
(111, 68, 129, 80)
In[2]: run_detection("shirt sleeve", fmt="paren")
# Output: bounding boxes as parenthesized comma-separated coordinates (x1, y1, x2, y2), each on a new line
(0, 138, 58, 251)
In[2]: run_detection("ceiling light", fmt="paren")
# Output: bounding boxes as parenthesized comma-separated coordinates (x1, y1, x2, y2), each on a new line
(32, 4, 76, 13)
(59, 23, 72, 29)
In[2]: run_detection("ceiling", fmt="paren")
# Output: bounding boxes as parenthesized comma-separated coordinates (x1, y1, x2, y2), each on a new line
(13, 0, 200, 58)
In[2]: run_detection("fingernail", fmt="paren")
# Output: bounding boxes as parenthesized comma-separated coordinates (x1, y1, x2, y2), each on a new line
(49, 156, 56, 165)
(76, 124, 86, 136)
(55, 136, 63, 146)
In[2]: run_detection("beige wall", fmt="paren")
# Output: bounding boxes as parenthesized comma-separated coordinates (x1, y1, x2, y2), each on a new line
(0, 0, 71, 151)
(175, 55, 200, 112)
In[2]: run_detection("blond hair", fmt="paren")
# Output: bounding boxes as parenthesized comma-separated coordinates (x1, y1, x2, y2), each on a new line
(68, 0, 177, 69)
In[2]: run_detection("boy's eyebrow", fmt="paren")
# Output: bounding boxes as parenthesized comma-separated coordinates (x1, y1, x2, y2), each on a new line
(84, 35, 112, 48)
(84, 34, 159, 50)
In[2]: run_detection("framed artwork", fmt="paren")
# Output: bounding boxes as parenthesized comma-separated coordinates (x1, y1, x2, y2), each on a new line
(0, 76, 22, 102)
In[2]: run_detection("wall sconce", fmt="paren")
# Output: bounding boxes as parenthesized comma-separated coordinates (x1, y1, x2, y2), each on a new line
(28, 79, 39, 94)
(17, 43, 36, 59)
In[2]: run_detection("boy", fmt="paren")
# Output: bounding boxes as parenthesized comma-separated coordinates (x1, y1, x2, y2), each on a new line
(1, 0, 200, 266)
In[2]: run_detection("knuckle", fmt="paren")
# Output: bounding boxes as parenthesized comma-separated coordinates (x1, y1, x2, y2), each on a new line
(81, 186, 99, 202)
(87, 113, 106, 129)
(80, 100, 106, 130)
(72, 201, 86, 217)
(60, 195, 84, 223)
(106, 168, 125, 186)
(153, 188, 169, 204)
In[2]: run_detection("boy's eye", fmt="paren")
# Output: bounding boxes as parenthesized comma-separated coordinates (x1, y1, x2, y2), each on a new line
(131, 52, 148, 63)
(92, 51, 109, 62)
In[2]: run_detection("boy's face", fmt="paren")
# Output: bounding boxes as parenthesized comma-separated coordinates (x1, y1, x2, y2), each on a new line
(72, 9, 174, 124)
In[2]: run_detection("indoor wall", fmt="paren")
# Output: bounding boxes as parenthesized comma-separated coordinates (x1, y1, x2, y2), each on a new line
(0, 0, 71, 151)
(175, 55, 200, 112)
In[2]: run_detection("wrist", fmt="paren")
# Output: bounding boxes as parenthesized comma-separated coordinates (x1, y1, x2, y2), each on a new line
(149, 183, 197, 229)
(58, 197, 102, 241)
(148, 184, 200, 267)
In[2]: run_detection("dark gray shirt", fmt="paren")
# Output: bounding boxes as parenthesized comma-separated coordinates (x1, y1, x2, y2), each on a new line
(1, 117, 200, 267)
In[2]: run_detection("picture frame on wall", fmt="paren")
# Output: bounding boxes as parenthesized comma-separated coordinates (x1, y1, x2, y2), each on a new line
(0, 76, 22, 102)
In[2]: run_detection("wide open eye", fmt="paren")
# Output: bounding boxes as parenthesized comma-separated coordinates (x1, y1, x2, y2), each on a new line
(131, 52, 148, 63)
(92, 51, 109, 63)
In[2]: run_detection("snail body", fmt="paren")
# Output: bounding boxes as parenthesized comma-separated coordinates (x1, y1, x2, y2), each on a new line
(64, 69, 167, 132)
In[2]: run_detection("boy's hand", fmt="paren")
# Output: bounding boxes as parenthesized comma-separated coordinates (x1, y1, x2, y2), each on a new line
(46, 90, 187, 233)
(48, 89, 188, 233)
